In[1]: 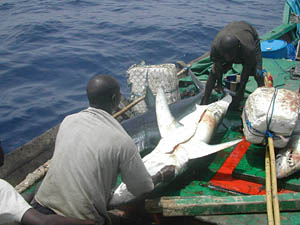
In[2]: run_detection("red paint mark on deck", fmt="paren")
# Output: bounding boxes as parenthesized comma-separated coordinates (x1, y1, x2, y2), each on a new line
(209, 138, 292, 195)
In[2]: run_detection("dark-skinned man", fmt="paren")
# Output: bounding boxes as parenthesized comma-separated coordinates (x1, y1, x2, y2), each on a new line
(33, 75, 174, 225)
(0, 141, 97, 225)
(201, 21, 265, 109)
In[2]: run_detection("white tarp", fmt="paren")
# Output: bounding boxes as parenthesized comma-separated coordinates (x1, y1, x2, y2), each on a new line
(127, 63, 180, 115)
(242, 87, 300, 148)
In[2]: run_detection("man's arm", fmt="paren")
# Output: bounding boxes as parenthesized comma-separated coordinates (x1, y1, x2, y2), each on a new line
(232, 63, 251, 107)
(121, 151, 176, 195)
(120, 152, 154, 197)
(254, 38, 265, 87)
(21, 209, 98, 225)
(201, 63, 222, 105)
(151, 165, 176, 185)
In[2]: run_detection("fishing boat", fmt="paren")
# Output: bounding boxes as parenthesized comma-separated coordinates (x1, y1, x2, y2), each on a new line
(2, 1, 300, 224)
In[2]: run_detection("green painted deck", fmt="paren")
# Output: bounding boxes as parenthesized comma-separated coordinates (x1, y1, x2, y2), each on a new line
(146, 192, 300, 216)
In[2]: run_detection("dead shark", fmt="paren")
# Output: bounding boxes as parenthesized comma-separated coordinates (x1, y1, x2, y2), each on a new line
(121, 69, 206, 156)
(109, 86, 242, 207)
(276, 133, 300, 179)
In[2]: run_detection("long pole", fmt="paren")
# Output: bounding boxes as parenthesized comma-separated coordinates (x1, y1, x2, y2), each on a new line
(268, 137, 281, 225)
(264, 72, 281, 225)
(265, 149, 274, 225)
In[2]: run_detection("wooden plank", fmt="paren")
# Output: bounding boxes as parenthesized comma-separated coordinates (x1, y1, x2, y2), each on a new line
(282, 2, 291, 24)
(196, 211, 300, 225)
(145, 193, 300, 217)
(260, 23, 297, 41)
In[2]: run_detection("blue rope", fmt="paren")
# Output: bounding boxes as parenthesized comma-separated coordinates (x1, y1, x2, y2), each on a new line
(244, 110, 266, 137)
(265, 88, 278, 138)
(257, 69, 267, 77)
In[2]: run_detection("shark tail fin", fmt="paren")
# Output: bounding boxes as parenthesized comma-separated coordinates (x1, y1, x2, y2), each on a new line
(156, 87, 183, 138)
(185, 139, 242, 159)
(145, 86, 156, 109)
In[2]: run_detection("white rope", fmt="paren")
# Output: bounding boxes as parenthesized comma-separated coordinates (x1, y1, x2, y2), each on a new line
(15, 160, 51, 193)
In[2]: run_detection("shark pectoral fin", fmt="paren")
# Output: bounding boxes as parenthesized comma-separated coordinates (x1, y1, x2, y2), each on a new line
(185, 139, 242, 159)
(156, 87, 183, 138)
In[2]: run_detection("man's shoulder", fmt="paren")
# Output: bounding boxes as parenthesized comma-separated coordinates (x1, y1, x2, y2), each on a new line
(62, 110, 83, 121)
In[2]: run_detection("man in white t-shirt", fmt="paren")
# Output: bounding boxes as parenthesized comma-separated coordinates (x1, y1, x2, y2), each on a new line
(0, 179, 98, 225)
(0, 142, 97, 225)
(34, 75, 157, 225)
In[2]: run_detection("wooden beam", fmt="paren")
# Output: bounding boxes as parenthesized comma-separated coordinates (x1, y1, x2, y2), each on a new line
(145, 193, 300, 217)
(260, 23, 297, 41)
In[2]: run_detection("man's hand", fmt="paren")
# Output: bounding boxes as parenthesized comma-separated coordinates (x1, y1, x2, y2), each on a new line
(152, 165, 176, 185)
(159, 165, 176, 183)
(214, 84, 224, 94)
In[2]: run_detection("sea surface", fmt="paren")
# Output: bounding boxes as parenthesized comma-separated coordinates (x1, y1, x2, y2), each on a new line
(0, 0, 285, 153)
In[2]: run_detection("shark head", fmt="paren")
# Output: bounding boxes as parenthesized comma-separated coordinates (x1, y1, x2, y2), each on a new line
(276, 134, 300, 178)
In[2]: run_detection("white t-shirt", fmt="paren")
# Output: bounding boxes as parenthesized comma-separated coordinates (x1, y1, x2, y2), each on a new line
(0, 179, 32, 224)
(35, 107, 153, 225)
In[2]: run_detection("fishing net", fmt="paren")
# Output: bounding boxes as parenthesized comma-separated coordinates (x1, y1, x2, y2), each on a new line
(127, 63, 180, 115)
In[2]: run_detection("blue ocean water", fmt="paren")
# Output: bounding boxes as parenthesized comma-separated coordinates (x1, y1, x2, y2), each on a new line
(0, 0, 285, 153)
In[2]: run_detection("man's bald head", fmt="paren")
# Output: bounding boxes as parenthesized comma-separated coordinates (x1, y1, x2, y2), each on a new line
(86, 75, 120, 113)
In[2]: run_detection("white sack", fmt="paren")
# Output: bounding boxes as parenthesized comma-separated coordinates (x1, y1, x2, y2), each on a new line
(242, 87, 300, 148)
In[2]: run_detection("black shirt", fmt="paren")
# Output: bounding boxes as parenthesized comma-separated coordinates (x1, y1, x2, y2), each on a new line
(210, 21, 262, 70)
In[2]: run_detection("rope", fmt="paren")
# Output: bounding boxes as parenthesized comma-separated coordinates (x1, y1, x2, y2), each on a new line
(265, 88, 278, 138)
(15, 160, 51, 193)
(262, 72, 281, 225)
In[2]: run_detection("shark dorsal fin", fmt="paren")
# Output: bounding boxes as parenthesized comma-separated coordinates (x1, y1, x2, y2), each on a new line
(156, 87, 183, 138)
(183, 139, 242, 159)
(145, 86, 156, 109)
